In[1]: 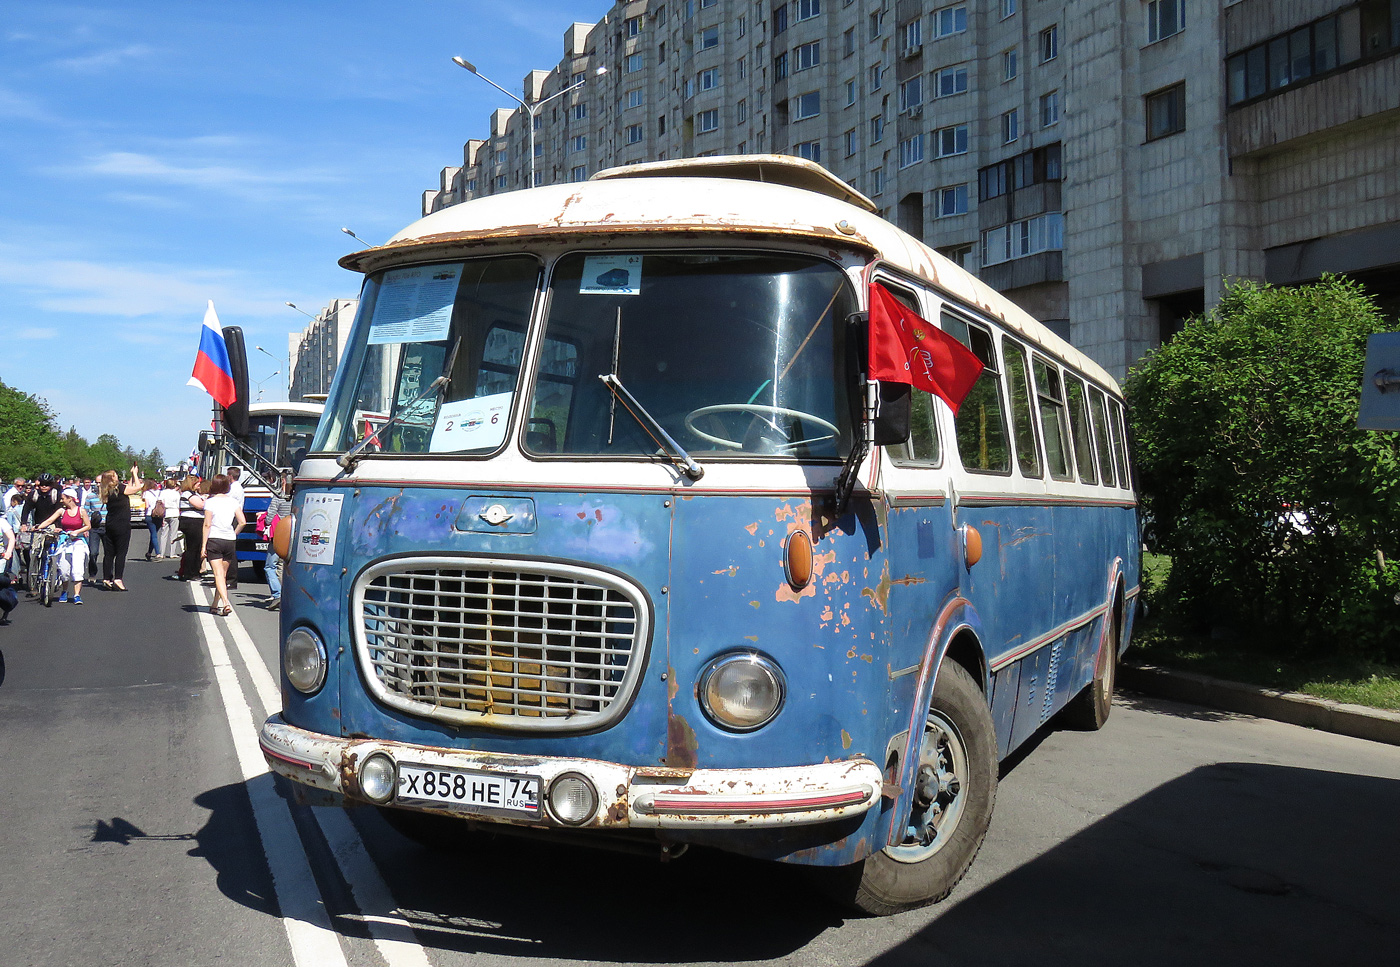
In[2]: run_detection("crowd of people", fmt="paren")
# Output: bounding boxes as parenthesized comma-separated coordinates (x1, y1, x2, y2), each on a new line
(0, 464, 290, 624)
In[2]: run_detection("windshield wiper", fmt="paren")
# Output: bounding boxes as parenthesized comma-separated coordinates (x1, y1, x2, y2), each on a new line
(599, 374, 704, 481)
(337, 337, 460, 471)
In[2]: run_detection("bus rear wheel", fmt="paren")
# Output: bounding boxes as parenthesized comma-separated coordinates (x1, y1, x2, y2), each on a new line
(826, 661, 998, 916)
(1062, 608, 1119, 731)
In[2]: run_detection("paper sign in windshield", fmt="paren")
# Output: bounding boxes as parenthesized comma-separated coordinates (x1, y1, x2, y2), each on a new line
(296, 493, 344, 565)
(580, 255, 642, 296)
(368, 264, 462, 344)
(430, 392, 513, 452)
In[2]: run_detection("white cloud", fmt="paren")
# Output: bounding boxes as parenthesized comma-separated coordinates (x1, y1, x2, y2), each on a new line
(53, 43, 154, 72)
(0, 86, 55, 122)
(15, 327, 58, 340)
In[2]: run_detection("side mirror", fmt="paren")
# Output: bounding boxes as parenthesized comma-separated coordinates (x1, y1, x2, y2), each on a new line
(873, 382, 911, 446)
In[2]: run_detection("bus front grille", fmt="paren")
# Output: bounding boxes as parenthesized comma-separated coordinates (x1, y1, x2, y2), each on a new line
(353, 557, 650, 731)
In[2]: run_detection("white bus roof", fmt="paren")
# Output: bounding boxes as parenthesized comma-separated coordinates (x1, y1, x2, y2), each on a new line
(340, 156, 1116, 391)
(248, 402, 325, 418)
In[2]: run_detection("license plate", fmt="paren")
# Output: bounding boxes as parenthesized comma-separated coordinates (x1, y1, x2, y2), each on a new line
(253, 541, 270, 552)
(395, 763, 541, 818)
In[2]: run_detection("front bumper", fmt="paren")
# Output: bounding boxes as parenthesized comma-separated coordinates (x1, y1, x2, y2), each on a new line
(260, 715, 882, 830)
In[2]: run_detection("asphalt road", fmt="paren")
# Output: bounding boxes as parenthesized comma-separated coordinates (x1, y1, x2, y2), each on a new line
(2, 552, 1398, 967)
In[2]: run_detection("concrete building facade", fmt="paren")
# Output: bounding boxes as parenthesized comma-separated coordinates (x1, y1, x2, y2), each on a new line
(288, 298, 359, 402)
(424, 0, 1400, 380)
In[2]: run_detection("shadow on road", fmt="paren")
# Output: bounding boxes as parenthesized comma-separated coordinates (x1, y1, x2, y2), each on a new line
(864, 763, 1400, 967)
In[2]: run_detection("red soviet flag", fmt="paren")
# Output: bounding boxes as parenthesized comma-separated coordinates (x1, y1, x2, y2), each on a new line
(867, 282, 984, 415)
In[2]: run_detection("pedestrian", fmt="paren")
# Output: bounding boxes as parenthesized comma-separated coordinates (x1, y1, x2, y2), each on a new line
(0, 508, 15, 585)
(81, 482, 104, 581)
(157, 479, 180, 558)
(35, 488, 90, 604)
(225, 466, 245, 590)
(261, 471, 292, 610)
(4, 493, 23, 580)
(201, 474, 245, 617)
(99, 466, 143, 591)
(142, 478, 162, 560)
(3, 477, 24, 509)
(21, 473, 61, 594)
(175, 475, 206, 581)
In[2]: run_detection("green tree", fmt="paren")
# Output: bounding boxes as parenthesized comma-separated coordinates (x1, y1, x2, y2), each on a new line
(1127, 276, 1400, 659)
(0, 379, 71, 478)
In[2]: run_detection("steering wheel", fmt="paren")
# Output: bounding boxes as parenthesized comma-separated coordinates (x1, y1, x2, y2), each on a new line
(684, 404, 839, 452)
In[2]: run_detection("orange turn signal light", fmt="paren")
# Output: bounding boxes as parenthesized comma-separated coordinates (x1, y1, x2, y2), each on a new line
(785, 530, 814, 589)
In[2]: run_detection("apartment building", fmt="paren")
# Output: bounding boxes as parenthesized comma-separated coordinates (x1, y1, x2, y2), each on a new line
(288, 298, 359, 402)
(424, 0, 1400, 379)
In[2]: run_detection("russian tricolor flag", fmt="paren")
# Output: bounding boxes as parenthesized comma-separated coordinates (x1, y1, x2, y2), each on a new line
(187, 301, 237, 408)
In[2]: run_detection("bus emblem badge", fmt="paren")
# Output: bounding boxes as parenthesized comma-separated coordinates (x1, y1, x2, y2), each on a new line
(480, 504, 514, 526)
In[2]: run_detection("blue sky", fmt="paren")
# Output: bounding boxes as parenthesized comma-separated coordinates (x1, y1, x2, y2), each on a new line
(0, 0, 612, 464)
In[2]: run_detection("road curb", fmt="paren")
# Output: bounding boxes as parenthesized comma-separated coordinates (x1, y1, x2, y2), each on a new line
(1120, 662, 1400, 747)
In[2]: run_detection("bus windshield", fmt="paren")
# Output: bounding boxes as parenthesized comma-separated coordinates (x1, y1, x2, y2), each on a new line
(317, 250, 857, 462)
(528, 251, 855, 460)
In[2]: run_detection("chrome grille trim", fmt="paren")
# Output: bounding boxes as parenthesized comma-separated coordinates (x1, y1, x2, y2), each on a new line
(352, 556, 651, 731)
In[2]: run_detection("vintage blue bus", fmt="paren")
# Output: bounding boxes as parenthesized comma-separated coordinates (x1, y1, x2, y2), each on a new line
(259, 156, 1139, 913)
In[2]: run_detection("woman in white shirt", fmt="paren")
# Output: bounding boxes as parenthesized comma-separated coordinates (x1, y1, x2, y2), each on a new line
(157, 480, 181, 559)
(201, 474, 246, 616)
(141, 480, 162, 561)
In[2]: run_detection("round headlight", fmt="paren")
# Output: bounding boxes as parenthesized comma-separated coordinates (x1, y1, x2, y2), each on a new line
(360, 753, 396, 803)
(547, 772, 598, 826)
(699, 652, 786, 731)
(283, 627, 327, 694)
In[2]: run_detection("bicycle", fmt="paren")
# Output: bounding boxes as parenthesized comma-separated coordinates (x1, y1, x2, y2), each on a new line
(27, 529, 67, 608)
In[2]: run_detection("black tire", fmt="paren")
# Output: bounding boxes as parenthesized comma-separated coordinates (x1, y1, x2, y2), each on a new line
(1061, 607, 1119, 731)
(39, 560, 54, 607)
(823, 661, 998, 916)
(25, 545, 40, 596)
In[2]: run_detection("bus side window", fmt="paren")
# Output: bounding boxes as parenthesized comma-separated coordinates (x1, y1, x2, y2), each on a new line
(879, 280, 940, 465)
(1002, 338, 1042, 478)
(943, 312, 1011, 474)
(1088, 387, 1117, 488)
(1112, 399, 1133, 490)
(1065, 375, 1098, 485)
(1032, 356, 1073, 481)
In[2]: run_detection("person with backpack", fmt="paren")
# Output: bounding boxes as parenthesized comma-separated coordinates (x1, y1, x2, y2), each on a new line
(142, 478, 163, 561)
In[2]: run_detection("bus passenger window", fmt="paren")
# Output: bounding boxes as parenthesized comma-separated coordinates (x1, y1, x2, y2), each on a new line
(1112, 401, 1133, 489)
(1002, 339, 1041, 478)
(943, 312, 1010, 474)
(1088, 387, 1117, 487)
(1032, 357, 1072, 480)
(1065, 375, 1098, 484)
(880, 281, 939, 465)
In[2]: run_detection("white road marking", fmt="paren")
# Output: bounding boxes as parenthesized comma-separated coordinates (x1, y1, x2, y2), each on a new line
(191, 585, 349, 967)
(209, 583, 434, 967)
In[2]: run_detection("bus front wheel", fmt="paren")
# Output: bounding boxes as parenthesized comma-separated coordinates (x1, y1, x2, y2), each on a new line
(825, 661, 998, 915)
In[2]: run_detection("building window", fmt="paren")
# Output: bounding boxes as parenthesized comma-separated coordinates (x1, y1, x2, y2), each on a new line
(901, 20, 922, 50)
(1145, 81, 1185, 140)
(934, 4, 967, 39)
(935, 64, 968, 97)
(869, 63, 883, 90)
(844, 27, 856, 57)
(937, 184, 969, 217)
(1147, 0, 1185, 44)
(738, 14, 746, 37)
(795, 40, 821, 71)
(845, 127, 859, 156)
(496, 174, 507, 189)
(1001, 0, 1017, 18)
(495, 149, 508, 165)
(738, 56, 747, 79)
(684, 77, 694, 98)
(570, 135, 587, 152)
(795, 0, 820, 23)
(1041, 90, 1060, 126)
(701, 0, 716, 7)
(572, 103, 587, 120)
(698, 108, 720, 132)
(793, 90, 821, 120)
(534, 143, 543, 157)
(572, 165, 588, 182)
(1001, 107, 1019, 143)
(626, 52, 644, 72)
(699, 25, 720, 49)
(899, 75, 923, 111)
(868, 9, 884, 41)
(982, 212, 1064, 266)
(938, 243, 974, 270)
(626, 15, 642, 37)
(871, 166, 885, 196)
(658, 114, 666, 134)
(1224, 7, 1393, 107)
(846, 78, 858, 104)
(935, 123, 968, 157)
(795, 139, 822, 161)
(625, 123, 644, 144)
(870, 114, 884, 143)
(700, 67, 718, 90)
(628, 88, 645, 109)
(1040, 24, 1058, 62)
(978, 142, 1061, 201)
(774, 3, 788, 34)
(898, 133, 925, 168)
(737, 98, 748, 122)
(659, 41, 667, 64)
(1003, 48, 1019, 81)
(775, 51, 789, 79)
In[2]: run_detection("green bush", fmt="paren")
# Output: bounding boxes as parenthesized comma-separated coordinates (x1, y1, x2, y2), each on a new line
(1126, 277, 1400, 660)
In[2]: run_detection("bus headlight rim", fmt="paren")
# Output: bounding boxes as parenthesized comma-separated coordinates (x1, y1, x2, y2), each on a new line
(284, 626, 328, 694)
(698, 651, 786, 732)
(359, 752, 397, 803)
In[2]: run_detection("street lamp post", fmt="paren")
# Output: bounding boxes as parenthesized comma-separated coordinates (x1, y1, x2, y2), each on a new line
(452, 57, 606, 189)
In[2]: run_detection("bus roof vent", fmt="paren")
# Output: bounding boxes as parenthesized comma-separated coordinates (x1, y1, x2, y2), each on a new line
(591, 154, 879, 213)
